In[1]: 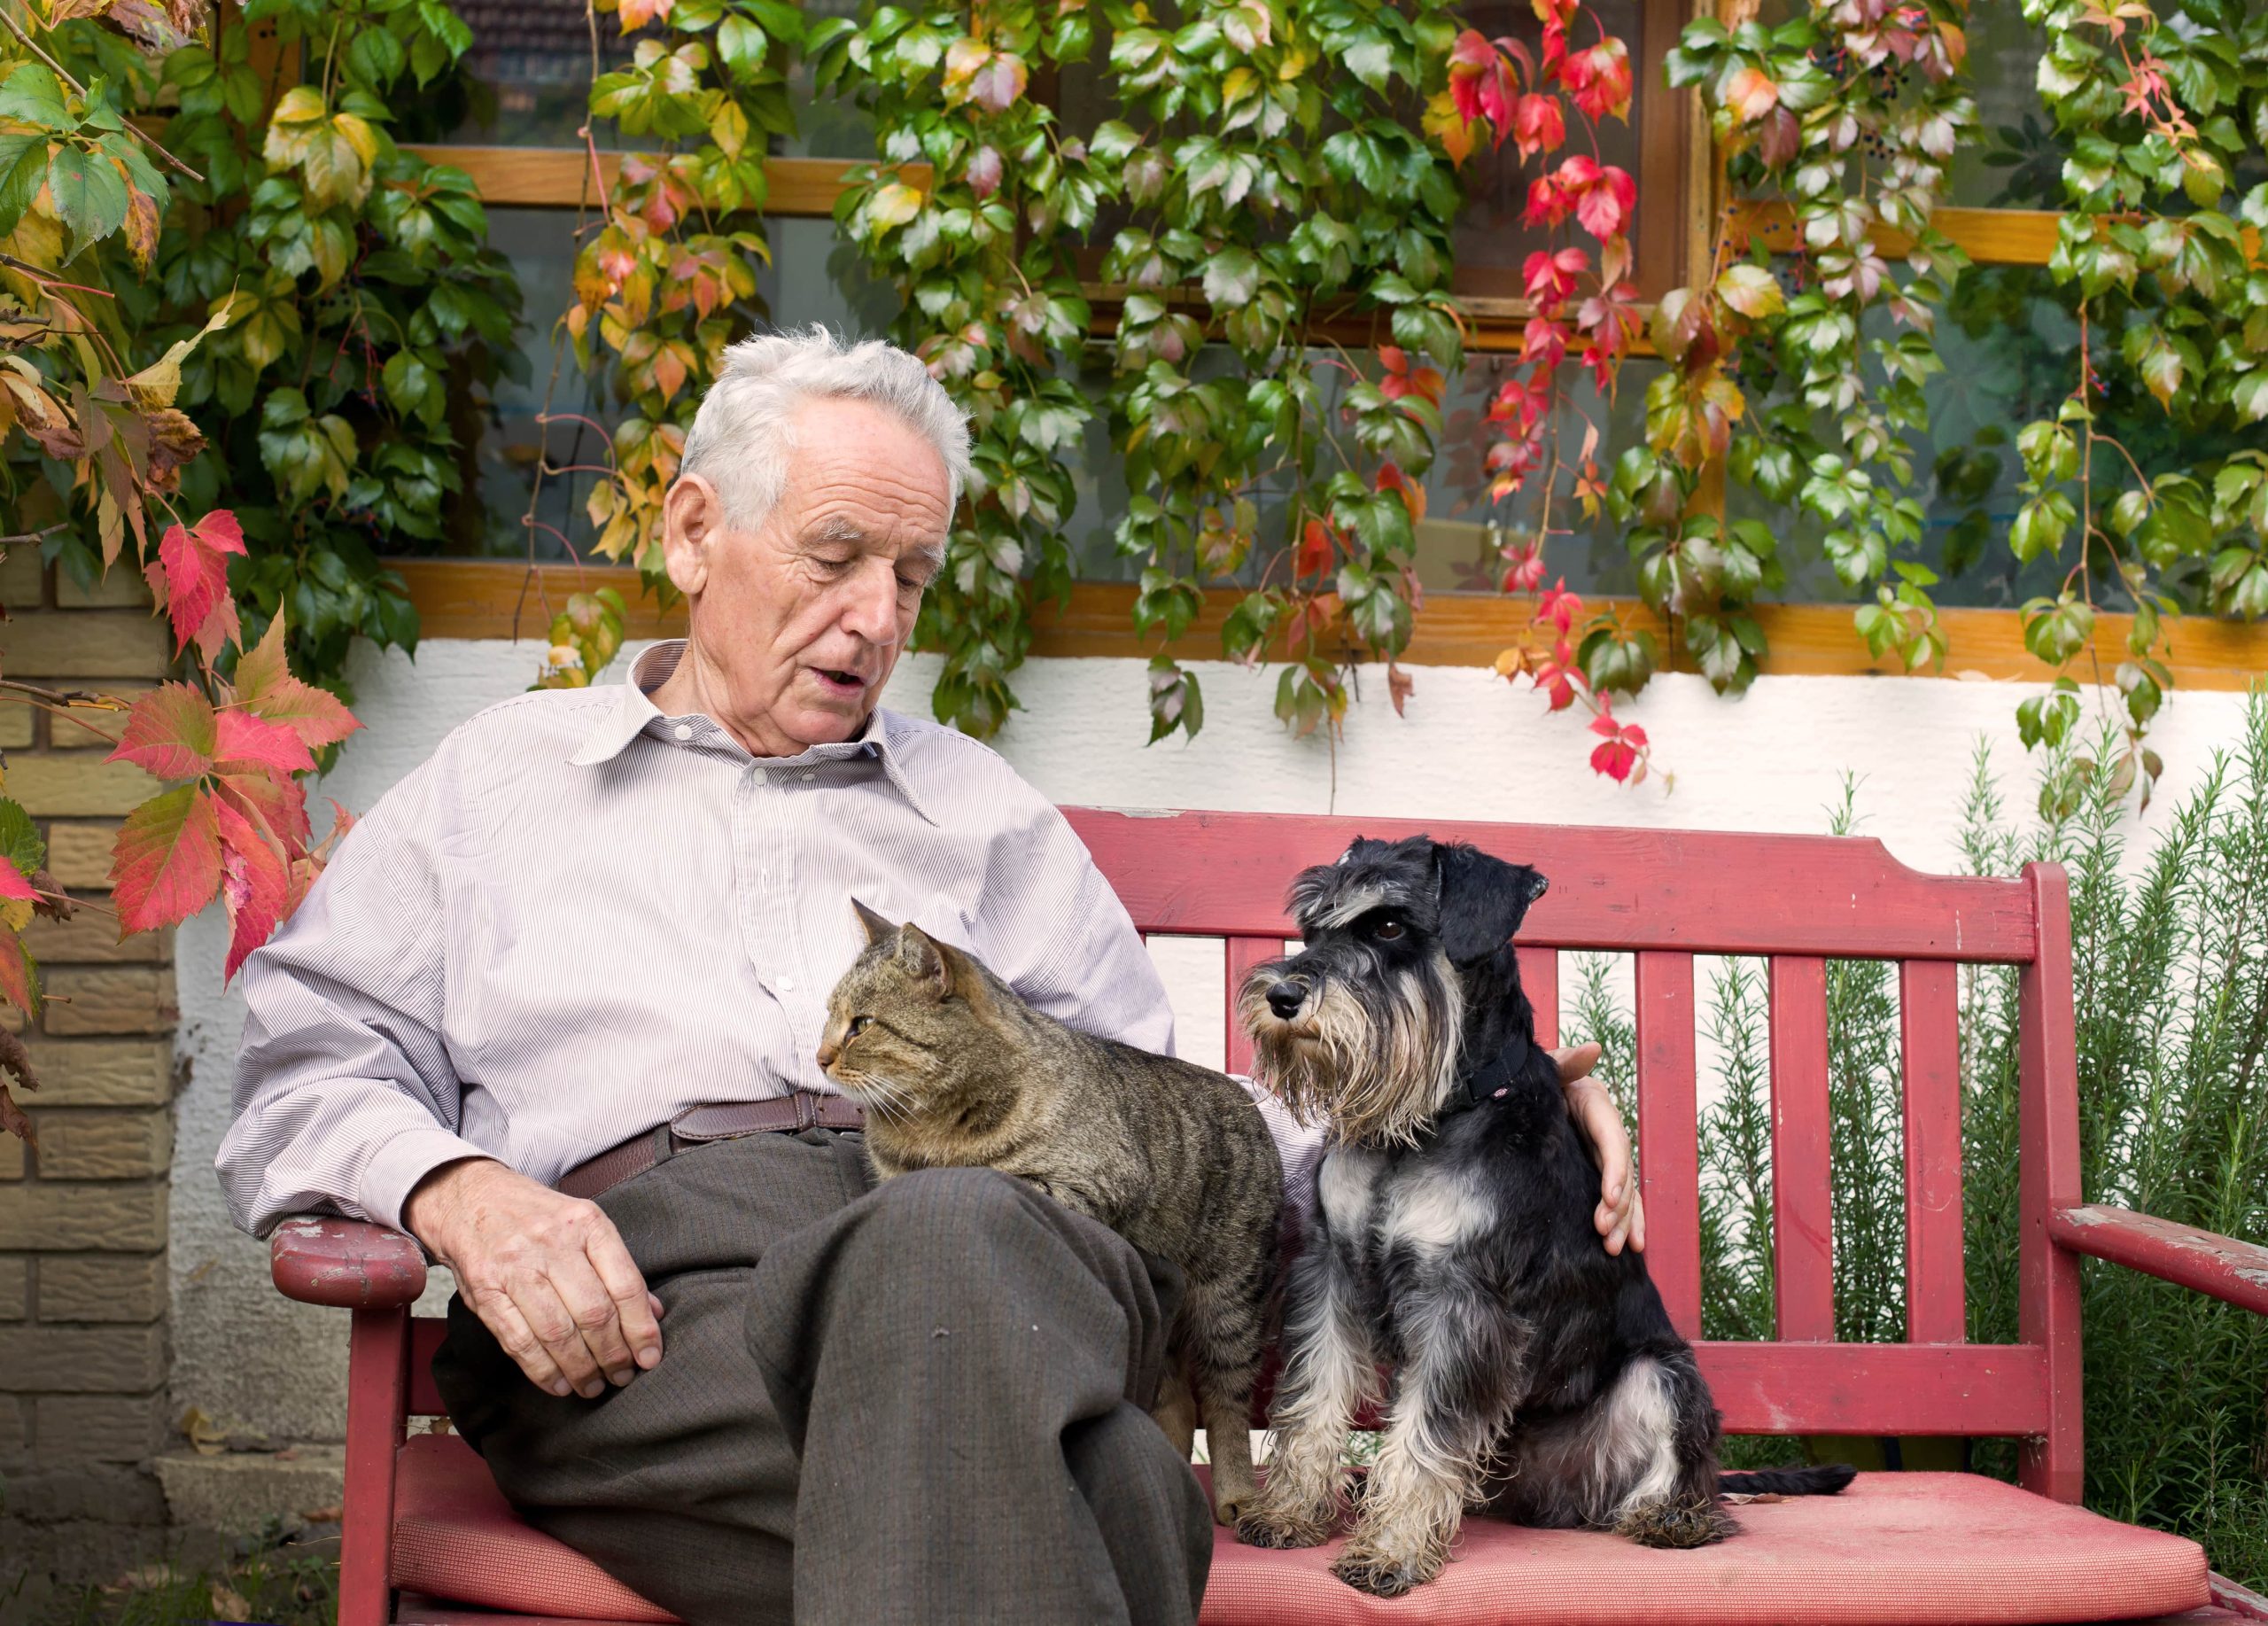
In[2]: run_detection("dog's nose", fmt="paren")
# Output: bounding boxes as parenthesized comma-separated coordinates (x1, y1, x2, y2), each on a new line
(1266, 980, 1309, 1020)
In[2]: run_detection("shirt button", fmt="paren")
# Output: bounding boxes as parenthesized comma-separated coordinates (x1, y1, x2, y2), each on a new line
(801, 771, 815, 782)
(750, 767, 768, 786)
(778, 976, 797, 992)
(672, 724, 693, 742)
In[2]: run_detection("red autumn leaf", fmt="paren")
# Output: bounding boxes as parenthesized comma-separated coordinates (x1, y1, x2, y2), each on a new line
(967, 144, 1004, 199)
(1375, 463, 1428, 523)
(214, 769, 314, 858)
(1590, 735, 1641, 781)
(155, 510, 246, 658)
(1387, 665, 1416, 718)
(0, 864, 35, 908)
(1511, 93, 1565, 160)
(0, 933, 36, 1017)
(1523, 246, 1588, 307)
(109, 683, 219, 781)
(1297, 519, 1336, 578)
(233, 613, 361, 751)
(1560, 36, 1632, 121)
(214, 797, 291, 984)
(111, 783, 224, 935)
(1447, 29, 1496, 123)
(1540, 578, 1585, 633)
(1574, 165, 1636, 239)
(1521, 315, 1570, 370)
(1724, 65, 1780, 122)
(215, 709, 317, 778)
(1524, 174, 1572, 229)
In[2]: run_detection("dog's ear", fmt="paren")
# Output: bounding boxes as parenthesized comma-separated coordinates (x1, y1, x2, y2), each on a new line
(1433, 844, 1550, 965)
(851, 899, 895, 945)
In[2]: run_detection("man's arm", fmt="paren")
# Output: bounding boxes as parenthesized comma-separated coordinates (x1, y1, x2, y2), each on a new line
(223, 766, 660, 1399)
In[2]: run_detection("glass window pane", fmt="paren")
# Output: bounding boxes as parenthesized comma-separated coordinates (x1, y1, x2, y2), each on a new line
(442, 0, 644, 146)
(1947, 8, 2056, 209)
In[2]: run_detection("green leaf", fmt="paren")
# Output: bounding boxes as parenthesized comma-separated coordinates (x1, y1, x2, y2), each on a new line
(43, 147, 130, 253)
(0, 64, 71, 129)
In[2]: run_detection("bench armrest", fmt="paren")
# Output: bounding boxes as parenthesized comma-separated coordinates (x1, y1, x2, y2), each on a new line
(2047, 1203, 2268, 1315)
(270, 1215, 429, 1310)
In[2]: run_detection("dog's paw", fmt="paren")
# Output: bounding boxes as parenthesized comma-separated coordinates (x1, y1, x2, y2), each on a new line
(1234, 1506, 1336, 1550)
(1616, 1498, 1734, 1549)
(1331, 1542, 1441, 1598)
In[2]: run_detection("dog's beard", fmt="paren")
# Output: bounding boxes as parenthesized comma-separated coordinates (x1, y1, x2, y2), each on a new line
(1241, 958, 1464, 1148)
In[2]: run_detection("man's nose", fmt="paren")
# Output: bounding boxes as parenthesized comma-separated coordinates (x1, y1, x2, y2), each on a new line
(840, 560, 903, 643)
(1266, 979, 1309, 1020)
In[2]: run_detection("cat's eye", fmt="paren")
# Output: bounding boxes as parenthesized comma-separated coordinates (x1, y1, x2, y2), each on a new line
(848, 1015, 872, 1039)
(1374, 917, 1406, 941)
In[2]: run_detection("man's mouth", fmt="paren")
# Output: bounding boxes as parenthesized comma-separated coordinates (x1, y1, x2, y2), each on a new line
(812, 667, 868, 696)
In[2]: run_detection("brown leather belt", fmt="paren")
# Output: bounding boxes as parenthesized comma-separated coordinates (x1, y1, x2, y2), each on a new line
(556, 1093, 866, 1202)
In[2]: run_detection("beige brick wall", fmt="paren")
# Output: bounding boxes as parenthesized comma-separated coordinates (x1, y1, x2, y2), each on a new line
(0, 552, 181, 1558)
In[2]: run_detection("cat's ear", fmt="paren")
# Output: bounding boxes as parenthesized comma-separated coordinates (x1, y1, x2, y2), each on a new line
(896, 923, 953, 999)
(852, 899, 896, 945)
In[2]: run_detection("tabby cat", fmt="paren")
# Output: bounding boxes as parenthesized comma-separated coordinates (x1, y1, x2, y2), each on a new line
(816, 900, 1282, 1526)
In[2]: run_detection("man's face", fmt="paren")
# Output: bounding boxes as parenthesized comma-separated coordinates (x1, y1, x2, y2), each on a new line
(660, 396, 951, 756)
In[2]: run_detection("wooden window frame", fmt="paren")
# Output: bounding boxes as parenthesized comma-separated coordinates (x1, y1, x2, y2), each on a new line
(391, 23, 2268, 681)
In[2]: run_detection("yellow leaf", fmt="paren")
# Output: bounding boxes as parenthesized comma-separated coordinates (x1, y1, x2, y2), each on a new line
(1423, 89, 1474, 167)
(867, 181, 924, 237)
(125, 301, 231, 410)
(1714, 262, 1784, 320)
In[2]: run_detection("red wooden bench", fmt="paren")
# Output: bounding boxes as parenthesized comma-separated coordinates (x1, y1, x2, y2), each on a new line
(268, 810, 2268, 1625)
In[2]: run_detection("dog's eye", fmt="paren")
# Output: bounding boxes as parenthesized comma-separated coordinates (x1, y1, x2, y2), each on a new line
(1374, 918, 1405, 941)
(847, 1015, 872, 1039)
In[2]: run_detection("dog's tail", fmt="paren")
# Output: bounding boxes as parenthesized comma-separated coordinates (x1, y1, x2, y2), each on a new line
(1717, 1464, 1857, 1498)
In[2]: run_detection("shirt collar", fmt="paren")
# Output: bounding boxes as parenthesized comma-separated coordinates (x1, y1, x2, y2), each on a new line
(568, 639, 936, 824)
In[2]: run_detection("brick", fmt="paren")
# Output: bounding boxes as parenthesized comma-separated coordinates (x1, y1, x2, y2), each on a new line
(25, 909, 166, 966)
(0, 1323, 167, 1391)
(0, 1132, 21, 1179)
(44, 821, 117, 890)
(0, 1396, 25, 1460)
(55, 571, 153, 611)
(0, 1256, 24, 1319)
(0, 704, 30, 751)
(0, 548, 48, 607)
(41, 683, 151, 749)
(23, 1040, 172, 1107)
(0, 1461, 169, 1523)
(37, 1255, 165, 1322)
(0, 1182, 167, 1251)
(35, 1393, 168, 1462)
(31, 1111, 172, 1179)
(8, 755, 156, 819)
(41, 967, 175, 1037)
(0, 611, 168, 680)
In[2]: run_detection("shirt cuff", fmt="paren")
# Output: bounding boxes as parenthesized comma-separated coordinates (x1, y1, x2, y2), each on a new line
(361, 1125, 494, 1234)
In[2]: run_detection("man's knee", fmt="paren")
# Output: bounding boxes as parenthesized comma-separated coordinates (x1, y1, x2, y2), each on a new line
(858, 1167, 1046, 1265)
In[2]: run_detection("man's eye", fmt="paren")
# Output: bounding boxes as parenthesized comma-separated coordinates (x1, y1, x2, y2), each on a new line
(1374, 918, 1405, 941)
(897, 574, 927, 595)
(848, 1015, 872, 1038)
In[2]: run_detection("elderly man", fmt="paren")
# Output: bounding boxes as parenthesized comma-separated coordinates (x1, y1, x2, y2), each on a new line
(221, 328, 1643, 1626)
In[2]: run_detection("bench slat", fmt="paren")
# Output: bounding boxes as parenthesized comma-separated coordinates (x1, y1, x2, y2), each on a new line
(1223, 936, 1280, 1078)
(1068, 809, 2039, 961)
(1518, 946, 1558, 1046)
(1635, 951, 1701, 1340)
(1770, 956, 1837, 1341)
(1700, 1341, 2048, 1435)
(1901, 959, 1967, 1344)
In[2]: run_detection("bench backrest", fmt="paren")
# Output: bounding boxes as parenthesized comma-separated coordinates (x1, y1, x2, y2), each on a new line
(399, 808, 2083, 1501)
(1063, 807, 2085, 1502)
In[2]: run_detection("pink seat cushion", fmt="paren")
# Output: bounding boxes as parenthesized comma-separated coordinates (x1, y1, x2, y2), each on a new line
(396, 1437, 2208, 1625)
(1198, 1469, 2210, 1626)
(392, 1435, 682, 1623)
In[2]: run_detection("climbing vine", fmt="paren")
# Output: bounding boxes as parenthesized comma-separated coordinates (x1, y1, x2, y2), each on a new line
(0, 0, 372, 1146)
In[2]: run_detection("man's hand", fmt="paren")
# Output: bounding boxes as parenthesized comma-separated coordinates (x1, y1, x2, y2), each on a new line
(1552, 1044, 1647, 1256)
(404, 1158, 664, 1399)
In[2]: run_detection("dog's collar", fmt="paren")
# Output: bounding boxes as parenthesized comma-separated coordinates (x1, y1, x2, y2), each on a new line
(1440, 1030, 1534, 1119)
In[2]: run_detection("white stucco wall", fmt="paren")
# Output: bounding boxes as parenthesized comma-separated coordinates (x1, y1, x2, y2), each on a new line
(167, 637, 2258, 1443)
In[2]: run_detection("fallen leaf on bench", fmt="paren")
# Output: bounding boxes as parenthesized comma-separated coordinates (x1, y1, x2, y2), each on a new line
(300, 1505, 344, 1524)
(1720, 1492, 1790, 1505)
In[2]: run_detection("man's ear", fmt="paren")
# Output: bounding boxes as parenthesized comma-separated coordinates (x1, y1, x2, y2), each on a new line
(852, 899, 895, 945)
(660, 474, 725, 599)
(896, 923, 954, 999)
(1433, 843, 1550, 965)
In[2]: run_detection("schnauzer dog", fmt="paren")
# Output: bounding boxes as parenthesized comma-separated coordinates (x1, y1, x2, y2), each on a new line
(1234, 835, 1852, 1597)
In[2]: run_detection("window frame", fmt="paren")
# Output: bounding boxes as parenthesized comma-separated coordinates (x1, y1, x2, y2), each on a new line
(389, 15, 2267, 682)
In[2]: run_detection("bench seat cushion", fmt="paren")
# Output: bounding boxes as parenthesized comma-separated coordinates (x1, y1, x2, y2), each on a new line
(392, 1436, 2209, 1625)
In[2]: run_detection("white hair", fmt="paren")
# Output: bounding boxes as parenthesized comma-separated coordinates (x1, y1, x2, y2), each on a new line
(678, 325, 972, 532)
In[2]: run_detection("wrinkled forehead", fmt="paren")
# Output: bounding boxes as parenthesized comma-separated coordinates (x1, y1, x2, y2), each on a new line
(1286, 836, 1436, 932)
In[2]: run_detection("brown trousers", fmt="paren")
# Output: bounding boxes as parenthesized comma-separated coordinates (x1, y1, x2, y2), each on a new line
(430, 1130, 1213, 1626)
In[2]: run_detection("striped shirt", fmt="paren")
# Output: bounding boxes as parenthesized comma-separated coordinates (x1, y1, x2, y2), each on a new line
(218, 640, 1180, 1237)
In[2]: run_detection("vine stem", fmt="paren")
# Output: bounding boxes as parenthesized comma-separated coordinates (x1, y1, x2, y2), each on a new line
(0, 8, 205, 182)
